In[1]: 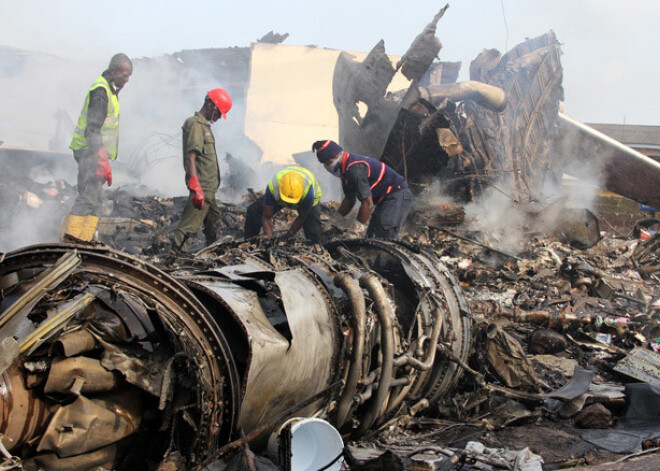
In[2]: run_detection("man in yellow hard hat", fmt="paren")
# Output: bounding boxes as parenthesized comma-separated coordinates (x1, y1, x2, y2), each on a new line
(244, 166, 322, 242)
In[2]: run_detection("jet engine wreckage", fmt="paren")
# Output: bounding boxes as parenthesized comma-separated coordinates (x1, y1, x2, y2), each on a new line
(2, 3, 660, 470)
(0, 239, 471, 469)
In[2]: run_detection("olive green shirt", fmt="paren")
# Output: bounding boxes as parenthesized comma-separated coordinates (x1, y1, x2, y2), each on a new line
(182, 112, 220, 191)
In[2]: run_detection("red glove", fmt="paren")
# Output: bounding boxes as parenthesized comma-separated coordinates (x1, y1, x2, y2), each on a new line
(95, 147, 112, 187)
(187, 175, 205, 210)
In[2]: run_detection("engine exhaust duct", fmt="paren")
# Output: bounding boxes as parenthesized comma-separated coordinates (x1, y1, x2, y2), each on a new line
(0, 239, 471, 469)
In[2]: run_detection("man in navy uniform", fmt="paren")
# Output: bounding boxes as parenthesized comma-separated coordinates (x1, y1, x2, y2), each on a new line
(313, 139, 413, 239)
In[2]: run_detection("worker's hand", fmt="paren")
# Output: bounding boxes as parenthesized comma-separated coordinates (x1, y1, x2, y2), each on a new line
(351, 221, 367, 236)
(187, 175, 205, 210)
(95, 147, 112, 187)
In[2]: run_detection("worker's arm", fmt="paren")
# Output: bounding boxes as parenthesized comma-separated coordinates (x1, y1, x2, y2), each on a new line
(341, 164, 372, 221)
(356, 196, 374, 224)
(184, 151, 198, 178)
(184, 151, 204, 209)
(262, 203, 275, 238)
(85, 87, 109, 155)
(85, 87, 113, 185)
(337, 195, 356, 216)
(288, 212, 306, 237)
(287, 190, 315, 237)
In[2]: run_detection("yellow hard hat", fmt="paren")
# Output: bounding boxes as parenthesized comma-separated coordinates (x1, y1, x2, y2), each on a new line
(280, 171, 304, 204)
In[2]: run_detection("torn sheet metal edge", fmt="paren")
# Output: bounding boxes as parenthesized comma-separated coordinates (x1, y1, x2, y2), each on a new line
(545, 368, 594, 401)
(0, 250, 81, 330)
(614, 347, 660, 388)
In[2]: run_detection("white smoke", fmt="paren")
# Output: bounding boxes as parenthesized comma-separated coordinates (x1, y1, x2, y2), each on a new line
(0, 47, 271, 252)
(462, 184, 528, 254)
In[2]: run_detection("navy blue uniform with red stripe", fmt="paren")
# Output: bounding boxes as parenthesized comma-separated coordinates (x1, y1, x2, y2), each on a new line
(340, 152, 413, 239)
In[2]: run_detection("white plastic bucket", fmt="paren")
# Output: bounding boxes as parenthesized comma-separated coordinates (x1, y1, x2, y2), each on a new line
(267, 417, 344, 471)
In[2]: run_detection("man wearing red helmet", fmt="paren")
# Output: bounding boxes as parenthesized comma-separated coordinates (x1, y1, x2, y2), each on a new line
(172, 88, 232, 252)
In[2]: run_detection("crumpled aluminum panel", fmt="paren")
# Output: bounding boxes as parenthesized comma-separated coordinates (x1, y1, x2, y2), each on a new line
(195, 269, 339, 435)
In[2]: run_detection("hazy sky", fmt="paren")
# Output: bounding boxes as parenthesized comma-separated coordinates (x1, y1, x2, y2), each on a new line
(1, 0, 658, 125)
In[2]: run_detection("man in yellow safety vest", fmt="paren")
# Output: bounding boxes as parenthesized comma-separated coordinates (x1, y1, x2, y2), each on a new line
(61, 53, 133, 241)
(244, 167, 322, 243)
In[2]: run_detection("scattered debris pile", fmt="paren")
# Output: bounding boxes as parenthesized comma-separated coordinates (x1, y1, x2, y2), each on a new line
(340, 225, 660, 470)
(2, 195, 660, 469)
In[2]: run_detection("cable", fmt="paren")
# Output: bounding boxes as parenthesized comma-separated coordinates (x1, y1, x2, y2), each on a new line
(500, 0, 509, 51)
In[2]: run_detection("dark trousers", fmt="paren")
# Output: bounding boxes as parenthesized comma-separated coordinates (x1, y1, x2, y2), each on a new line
(244, 196, 322, 243)
(70, 149, 105, 216)
(172, 190, 220, 252)
(367, 187, 413, 239)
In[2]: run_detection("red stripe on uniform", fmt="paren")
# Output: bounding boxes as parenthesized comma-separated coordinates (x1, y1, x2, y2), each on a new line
(376, 185, 393, 204)
(317, 140, 331, 152)
(346, 160, 370, 177)
(370, 162, 386, 190)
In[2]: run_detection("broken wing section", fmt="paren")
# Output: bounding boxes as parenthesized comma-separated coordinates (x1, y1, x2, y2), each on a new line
(557, 113, 660, 210)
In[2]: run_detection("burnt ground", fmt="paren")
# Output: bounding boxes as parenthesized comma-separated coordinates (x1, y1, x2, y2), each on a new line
(341, 412, 648, 470)
(448, 422, 619, 466)
(369, 420, 620, 468)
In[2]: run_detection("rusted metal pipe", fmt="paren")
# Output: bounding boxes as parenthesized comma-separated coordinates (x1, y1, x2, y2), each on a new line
(44, 357, 119, 395)
(55, 328, 97, 357)
(423, 81, 507, 112)
(0, 366, 51, 453)
(333, 273, 366, 430)
(356, 273, 395, 435)
(393, 308, 443, 371)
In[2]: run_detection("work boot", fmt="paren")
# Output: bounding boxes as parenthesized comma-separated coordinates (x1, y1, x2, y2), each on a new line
(60, 214, 99, 242)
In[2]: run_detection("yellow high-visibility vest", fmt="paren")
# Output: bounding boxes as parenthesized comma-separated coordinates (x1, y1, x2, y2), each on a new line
(268, 166, 321, 209)
(70, 75, 119, 160)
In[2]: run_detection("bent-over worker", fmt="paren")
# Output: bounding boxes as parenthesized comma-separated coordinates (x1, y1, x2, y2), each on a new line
(313, 139, 413, 239)
(244, 166, 322, 243)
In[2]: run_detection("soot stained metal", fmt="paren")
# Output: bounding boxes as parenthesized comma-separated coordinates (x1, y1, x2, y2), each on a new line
(0, 239, 471, 469)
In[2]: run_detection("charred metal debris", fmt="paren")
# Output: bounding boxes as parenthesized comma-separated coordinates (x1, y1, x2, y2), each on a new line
(2, 4, 660, 471)
(333, 7, 563, 205)
(2, 225, 660, 469)
(0, 238, 471, 469)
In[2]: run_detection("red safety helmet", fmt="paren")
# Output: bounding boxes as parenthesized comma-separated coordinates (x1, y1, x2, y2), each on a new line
(207, 88, 232, 119)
